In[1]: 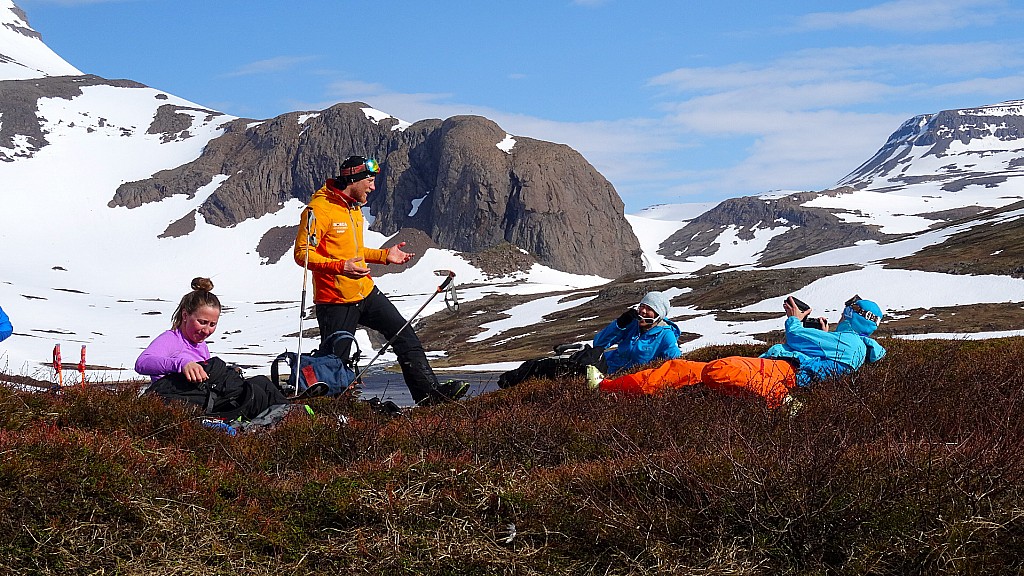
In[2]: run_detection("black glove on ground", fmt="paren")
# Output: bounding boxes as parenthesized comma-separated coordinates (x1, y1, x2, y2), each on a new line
(616, 308, 639, 328)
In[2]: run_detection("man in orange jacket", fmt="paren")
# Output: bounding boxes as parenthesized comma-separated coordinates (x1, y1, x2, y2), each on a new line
(294, 156, 468, 406)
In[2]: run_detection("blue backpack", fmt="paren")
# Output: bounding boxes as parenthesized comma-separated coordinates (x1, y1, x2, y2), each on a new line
(271, 331, 360, 397)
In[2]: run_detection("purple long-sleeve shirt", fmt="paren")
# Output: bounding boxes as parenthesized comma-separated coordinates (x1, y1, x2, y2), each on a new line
(135, 329, 210, 382)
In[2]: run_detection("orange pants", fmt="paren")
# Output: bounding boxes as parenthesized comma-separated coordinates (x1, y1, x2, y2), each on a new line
(599, 356, 798, 408)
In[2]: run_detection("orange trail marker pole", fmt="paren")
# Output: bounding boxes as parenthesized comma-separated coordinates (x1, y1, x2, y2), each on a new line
(79, 345, 87, 388)
(52, 344, 63, 388)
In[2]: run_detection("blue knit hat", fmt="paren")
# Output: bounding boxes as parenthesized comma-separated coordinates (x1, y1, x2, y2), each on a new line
(639, 291, 670, 321)
(837, 297, 883, 336)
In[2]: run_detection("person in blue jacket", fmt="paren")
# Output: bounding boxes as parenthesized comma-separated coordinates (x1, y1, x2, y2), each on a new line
(759, 295, 886, 388)
(497, 291, 681, 388)
(0, 306, 12, 342)
(593, 290, 682, 374)
(590, 295, 886, 412)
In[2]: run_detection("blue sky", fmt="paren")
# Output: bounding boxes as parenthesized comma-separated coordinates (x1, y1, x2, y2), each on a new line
(18, 0, 1024, 212)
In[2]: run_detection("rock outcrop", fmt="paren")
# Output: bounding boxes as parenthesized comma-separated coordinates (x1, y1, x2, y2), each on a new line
(659, 192, 889, 266)
(0, 75, 145, 161)
(109, 102, 643, 277)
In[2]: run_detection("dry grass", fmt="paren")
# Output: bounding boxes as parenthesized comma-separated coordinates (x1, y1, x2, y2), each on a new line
(2, 337, 1024, 574)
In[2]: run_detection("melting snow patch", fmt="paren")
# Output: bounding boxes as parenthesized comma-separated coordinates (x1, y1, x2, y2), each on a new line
(895, 330, 1024, 341)
(470, 293, 598, 343)
(361, 106, 411, 131)
(497, 134, 516, 153)
(410, 193, 429, 217)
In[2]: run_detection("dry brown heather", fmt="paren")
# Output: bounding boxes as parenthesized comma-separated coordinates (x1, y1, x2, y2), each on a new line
(2, 337, 1024, 575)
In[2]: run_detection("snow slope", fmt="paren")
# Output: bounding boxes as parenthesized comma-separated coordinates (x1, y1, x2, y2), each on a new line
(0, 0, 81, 79)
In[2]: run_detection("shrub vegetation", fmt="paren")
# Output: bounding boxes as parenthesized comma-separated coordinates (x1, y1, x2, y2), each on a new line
(2, 337, 1024, 575)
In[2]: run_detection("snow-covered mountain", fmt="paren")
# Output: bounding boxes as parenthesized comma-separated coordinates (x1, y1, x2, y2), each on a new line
(2, 0, 1023, 391)
(0, 1, 79, 79)
(652, 100, 1024, 273)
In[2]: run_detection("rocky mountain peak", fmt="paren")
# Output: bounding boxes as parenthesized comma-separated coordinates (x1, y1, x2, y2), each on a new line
(109, 103, 643, 278)
(839, 100, 1024, 190)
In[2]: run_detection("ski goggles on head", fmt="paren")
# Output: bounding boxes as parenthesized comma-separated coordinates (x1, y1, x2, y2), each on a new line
(340, 157, 380, 178)
(843, 294, 880, 325)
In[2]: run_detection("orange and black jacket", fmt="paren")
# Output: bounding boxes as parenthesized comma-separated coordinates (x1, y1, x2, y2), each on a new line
(293, 180, 389, 304)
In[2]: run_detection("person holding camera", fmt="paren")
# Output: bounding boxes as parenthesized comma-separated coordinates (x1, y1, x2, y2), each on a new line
(587, 295, 886, 411)
(497, 291, 681, 388)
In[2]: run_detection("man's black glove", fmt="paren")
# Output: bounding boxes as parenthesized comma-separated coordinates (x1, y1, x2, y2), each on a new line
(616, 308, 639, 328)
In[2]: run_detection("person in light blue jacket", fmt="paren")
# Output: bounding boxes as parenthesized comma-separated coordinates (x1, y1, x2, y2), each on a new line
(760, 295, 886, 387)
(593, 290, 682, 374)
(0, 306, 12, 342)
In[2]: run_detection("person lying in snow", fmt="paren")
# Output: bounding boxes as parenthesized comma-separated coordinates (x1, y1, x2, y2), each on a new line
(497, 291, 682, 388)
(586, 295, 886, 412)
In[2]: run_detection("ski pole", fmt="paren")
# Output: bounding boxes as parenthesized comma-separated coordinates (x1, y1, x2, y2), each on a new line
(295, 209, 318, 391)
(352, 270, 457, 384)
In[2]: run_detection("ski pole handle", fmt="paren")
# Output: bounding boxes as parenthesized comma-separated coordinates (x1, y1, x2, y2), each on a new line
(434, 269, 455, 292)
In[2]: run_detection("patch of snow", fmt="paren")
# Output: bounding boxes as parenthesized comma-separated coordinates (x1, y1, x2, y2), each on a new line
(895, 330, 1024, 341)
(469, 293, 599, 343)
(409, 193, 428, 217)
(497, 134, 516, 153)
(740, 265, 1024, 320)
(361, 106, 411, 131)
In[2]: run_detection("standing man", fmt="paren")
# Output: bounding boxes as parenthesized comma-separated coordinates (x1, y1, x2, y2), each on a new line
(294, 155, 468, 406)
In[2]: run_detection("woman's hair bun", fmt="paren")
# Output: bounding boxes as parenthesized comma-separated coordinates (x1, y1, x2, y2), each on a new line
(191, 277, 214, 292)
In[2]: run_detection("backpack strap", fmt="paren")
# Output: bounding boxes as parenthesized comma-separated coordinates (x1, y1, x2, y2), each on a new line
(199, 357, 229, 413)
(324, 330, 360, 363)
(270, 351, 292, 388)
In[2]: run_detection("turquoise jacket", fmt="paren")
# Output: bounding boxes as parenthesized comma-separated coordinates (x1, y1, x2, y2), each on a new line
(594, 317, 682, 374)
(760, 316, 886, 387)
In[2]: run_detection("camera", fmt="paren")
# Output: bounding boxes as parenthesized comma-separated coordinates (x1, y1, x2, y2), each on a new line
(790, 296, 822, 329)
(789, 296, 811, 312)
(802, 317, 823, 330)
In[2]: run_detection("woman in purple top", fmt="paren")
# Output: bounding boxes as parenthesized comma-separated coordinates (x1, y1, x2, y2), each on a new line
(135, 277, 221, 383)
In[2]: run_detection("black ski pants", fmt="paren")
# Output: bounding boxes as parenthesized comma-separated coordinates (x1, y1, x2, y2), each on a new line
(315, 286, 439, 403)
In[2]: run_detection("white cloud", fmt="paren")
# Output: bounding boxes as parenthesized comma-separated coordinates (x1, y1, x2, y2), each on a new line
(797, 0, 1018, 32)
(292, 32, 1024, 210)
(223, 56, 317, 78)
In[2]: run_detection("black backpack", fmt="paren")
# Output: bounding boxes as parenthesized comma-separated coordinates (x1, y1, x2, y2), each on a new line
(146, 356, 289, 421)
(497, 344, 607, 388)
(271, 331, 360, 397)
